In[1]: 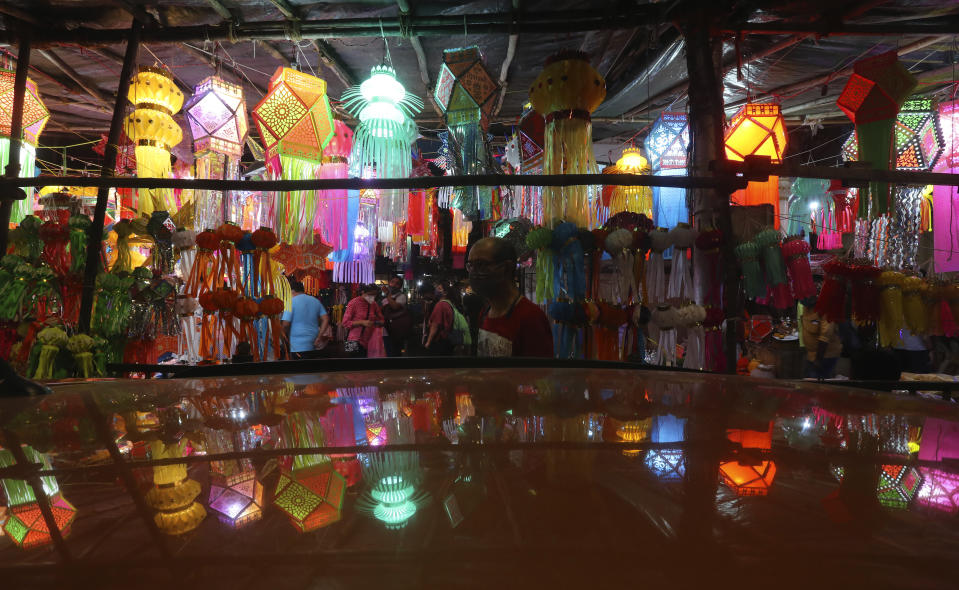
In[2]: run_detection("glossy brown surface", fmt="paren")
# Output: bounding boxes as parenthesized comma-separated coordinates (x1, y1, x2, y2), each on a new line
(1, 368, 958, 588)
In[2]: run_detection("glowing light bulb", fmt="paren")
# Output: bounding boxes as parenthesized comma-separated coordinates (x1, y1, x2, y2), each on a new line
(809, 200, 820, 211)
(360, 69, 406, 104)
(616, 147, 648, 172)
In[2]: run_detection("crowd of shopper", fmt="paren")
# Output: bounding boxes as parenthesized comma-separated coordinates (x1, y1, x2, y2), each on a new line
(278, 237, 554, 360)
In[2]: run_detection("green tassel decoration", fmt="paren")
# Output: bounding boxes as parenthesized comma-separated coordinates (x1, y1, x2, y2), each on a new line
(735, 241, 765, 299)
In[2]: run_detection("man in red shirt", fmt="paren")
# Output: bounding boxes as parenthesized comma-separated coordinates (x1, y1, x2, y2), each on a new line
(468, 237, 554, 358)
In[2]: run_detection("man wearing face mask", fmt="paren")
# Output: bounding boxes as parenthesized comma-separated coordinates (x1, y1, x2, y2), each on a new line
(468, 237, 554, 358)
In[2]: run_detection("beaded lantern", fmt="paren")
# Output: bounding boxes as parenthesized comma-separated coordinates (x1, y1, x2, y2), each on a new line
(604, 147, 653, 218)
(341, 65, 423, 238)
(836, 51, 917, 216)
(933, 100, 959, 272)
(184, 76, 249, 231)
(434, 46, 499, 219)
(529, 51, 606, 228)
(719, 426, 776, 496)
(0, 446, 76, 548)
(252, 67, 335, 244)
(724, 103, 787, 228)
(125, 66, 185, 217)
(0, 68, 49, 224)
(644, 111, 690, 230)
(357, 452, 429, 529)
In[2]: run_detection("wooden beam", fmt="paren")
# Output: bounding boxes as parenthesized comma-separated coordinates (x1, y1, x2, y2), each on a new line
(492, 0, 520, 116)
(178, 42, 267, 97)
(205, 0, 235, 22)
(311, 39, 356, 88)
(396, 0, 443, 117)
(257, 40, 290, 66)
(267, 0, 300, 20)
(37, 49, 112, 107)
(0, 4, 41, 26)
(108, 0, 156, 26)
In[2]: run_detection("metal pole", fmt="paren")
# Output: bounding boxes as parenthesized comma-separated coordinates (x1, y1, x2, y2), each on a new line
(0, 31, 31, 255)
(78, 22, 141, 334)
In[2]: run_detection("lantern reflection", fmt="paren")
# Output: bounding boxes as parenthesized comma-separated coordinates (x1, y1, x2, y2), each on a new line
(719, 425, 777, 496)
(0, 445, 75, 548)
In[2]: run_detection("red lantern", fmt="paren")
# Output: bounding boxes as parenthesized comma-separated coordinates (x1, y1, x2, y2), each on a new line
(720, 424, 776, 496)
(724, 103, 787, 228)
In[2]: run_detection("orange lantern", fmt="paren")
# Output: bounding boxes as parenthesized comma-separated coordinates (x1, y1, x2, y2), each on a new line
(719, 424, 777, 496)
(724, 104, 787, 228)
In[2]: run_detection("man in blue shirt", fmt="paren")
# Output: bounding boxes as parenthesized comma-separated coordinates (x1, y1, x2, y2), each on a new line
(281, 279, 330, 359)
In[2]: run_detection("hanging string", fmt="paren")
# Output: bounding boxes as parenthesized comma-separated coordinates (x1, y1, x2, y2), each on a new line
(379, 18, 393, 68)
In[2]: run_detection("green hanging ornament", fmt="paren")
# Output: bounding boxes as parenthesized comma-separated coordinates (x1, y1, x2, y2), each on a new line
(67, 333, 96, 378)
(526, 226, 555, 304)
(68, 214, 92, 274)
(0, 262, 34, 321)
(33, 325, 68, 380)
(735, 241, 765, 299)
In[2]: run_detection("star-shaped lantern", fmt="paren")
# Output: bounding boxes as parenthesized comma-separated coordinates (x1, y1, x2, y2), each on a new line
(253, 67, 335, 161)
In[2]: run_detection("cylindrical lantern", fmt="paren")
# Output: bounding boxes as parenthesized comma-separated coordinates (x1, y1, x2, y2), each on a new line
(184, 76, 249, 231)
(644, 111, 689, 231)
(0, 68, 49, 224)
(125, 66, 185, 217)
(529, 51, 606, 228)
(252, 67, 335, 245)
(605, 147, 652, 218)
(341, 65, 423, 237)
(724, 103, 787, 228)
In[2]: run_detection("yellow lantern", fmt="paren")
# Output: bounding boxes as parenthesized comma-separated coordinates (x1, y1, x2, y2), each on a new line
(606, 146, 653, 217)
(125, 66, 185, 217)
(0, 69, 49, 223)
(145, 440, 206, 535)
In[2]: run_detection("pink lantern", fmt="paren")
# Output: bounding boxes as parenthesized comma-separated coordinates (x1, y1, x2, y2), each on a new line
(315, 120, 353, 250)
(916, 467, 959, 514)
(934, 100, 959, 272)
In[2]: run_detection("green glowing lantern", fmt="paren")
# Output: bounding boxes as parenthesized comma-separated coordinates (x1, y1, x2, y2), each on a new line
(357, 452, 429, 529)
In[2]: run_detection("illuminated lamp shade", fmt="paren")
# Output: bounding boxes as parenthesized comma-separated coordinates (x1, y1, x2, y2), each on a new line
(894, 97, 942, 171)
(358, 452, 430, 529)
(724, 103, 787, 229)
(434, 46, 499, 218)
(0, 69, 49, 224)
(605, 146, 653, 218)
(366, 421, 388, 447)
(831, 463, 923, 510)
(836, 51, 917, 216)
(644, 111, 690, 231)
(933, 100, 959, 272)
(529, 51, 606, 228)
(274, 462, 346, 532)
(644, 414, 687, 480)
(1, 446, 75, 548)
(184, 76, 249, 231)
(616, 418, 651, 457)
(341, 65, 423, 234)
(208, 462, 264, 528)
(125, 66, 184, 218)
(252, 67, 335, 244)
(145, 440, 206, 535)
(719, 425, 776, 496)
(916, 467, 959, 513)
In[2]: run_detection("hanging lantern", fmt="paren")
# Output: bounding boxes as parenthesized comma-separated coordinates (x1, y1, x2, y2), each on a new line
(724, 103, 787, 228)
(933, 100, 959, 272)
(916, 467, 959, 513)
(832, 463, 923, 510)
(434, 46, 499, 219)
(644, 111, 690, 230)
(0, 69, 48, 224)
(207, 457, 264, 528)
(644, 414, 686, 481)
(341, 65, 423, 236)
(517, 106, 546, 225)
(603, 147, 652, 218)
(357, 452, 429, 529)
(252, 67, 335, 244)
(184, 76, 249, 232)
(0, 445, 76, 548)
(836, 51, 917, 216)
(529, 51, 606, 228)
(315, 119, 354, 251)
(145, 440, 206, 535)
(125, 66, 185, 217)
(720, 425, 776, 496)
(615, 418, 651, 458)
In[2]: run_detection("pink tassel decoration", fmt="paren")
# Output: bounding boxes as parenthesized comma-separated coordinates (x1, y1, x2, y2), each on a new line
(315, 120, 353, 251)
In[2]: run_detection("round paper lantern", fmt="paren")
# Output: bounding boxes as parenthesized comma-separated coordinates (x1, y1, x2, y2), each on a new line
(125, 66, 185, 217)
(529, 51, 606, 228)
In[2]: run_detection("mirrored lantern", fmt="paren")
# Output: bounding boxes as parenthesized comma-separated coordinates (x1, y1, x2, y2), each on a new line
(719, 425, 777, 496)
(274, 463, 347, 532)
(1, 445, 76, 548)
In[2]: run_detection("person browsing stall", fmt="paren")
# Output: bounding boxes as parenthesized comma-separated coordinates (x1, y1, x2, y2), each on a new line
(341, 284, 386, 357)
(468, 237, 553, 358)
(281, 278, 330, 359)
